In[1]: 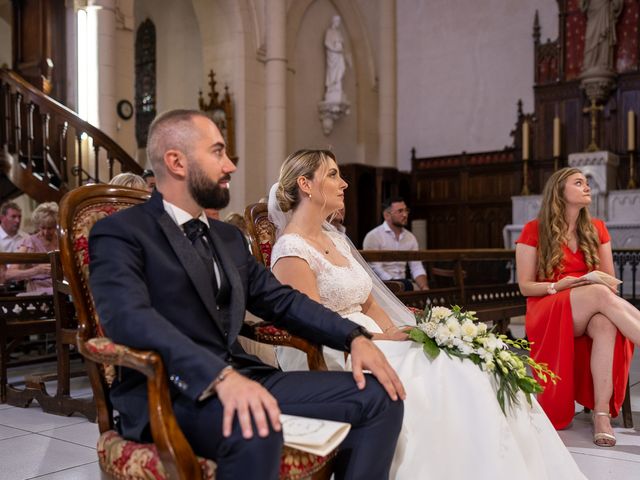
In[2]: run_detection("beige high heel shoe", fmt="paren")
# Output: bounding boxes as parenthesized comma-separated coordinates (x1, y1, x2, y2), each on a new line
(592, 412, 616, 447)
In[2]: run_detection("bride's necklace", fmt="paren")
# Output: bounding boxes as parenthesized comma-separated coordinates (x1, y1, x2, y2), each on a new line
(303, 235, 330, 255)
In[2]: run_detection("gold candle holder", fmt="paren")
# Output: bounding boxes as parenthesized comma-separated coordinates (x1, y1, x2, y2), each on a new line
(521, 120, 530, 195)
(629, 150, 637, 189)
(553, 156, 559, 172)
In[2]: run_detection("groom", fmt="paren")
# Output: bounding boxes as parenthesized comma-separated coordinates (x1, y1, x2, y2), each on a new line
(89, 109, 405, 480)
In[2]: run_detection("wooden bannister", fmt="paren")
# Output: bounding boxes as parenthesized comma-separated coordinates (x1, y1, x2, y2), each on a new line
(0, 69, 141, 202)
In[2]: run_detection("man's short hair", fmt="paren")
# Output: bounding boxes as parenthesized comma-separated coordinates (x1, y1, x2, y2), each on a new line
(0, 201, 21, 216)
(382, 196, 405, 212)
(141, 169, 155, 180)
(146, 110, 212, 178)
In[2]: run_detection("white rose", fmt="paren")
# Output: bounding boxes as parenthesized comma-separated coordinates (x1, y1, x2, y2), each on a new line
(459, 343, 473, 355)
(430, 306, 452, 322)
(461, 320, 478, 341)
(477, 323, 488, 334)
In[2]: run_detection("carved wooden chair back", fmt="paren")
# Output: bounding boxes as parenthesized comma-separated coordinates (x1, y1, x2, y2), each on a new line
(59, 186, 336, 479)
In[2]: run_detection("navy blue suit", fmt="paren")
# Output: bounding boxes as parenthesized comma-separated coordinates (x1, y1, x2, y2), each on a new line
(89, 191, 403, 480)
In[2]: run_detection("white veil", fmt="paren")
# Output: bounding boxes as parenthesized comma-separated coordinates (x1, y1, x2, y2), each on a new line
(267, 183, 416, 328)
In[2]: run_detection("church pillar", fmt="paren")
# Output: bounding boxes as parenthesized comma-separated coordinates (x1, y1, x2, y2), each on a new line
(378, 0, 396, 167)
(94, 0, 117, 138)
(265, 0, 287, 189)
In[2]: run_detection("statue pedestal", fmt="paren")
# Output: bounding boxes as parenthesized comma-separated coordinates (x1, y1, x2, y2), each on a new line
(568, 150, 619, 218)
(318, 99, 350, 136)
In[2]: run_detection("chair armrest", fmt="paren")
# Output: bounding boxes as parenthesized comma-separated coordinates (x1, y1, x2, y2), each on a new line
(79, 337, 203, 480)
(240, 322, 328, 371)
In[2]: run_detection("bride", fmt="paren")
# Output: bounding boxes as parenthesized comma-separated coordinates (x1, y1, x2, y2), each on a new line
(267, 149, 586, 480)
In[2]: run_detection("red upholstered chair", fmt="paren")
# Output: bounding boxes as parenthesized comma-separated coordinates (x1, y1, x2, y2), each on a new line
(243, 202, 329, 371)
(58, 185, 336, 479)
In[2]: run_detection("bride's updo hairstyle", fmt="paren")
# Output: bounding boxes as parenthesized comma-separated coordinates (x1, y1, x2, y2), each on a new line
(276, 149, 336, 212)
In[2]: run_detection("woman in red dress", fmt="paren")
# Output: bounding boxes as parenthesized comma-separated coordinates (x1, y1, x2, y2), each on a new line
(516, 167, 638, 446)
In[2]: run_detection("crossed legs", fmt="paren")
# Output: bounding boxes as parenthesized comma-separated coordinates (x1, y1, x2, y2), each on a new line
(571, 284, 640, 444)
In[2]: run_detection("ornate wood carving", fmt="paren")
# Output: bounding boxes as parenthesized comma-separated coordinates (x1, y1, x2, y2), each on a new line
(198, 70, 236, 163)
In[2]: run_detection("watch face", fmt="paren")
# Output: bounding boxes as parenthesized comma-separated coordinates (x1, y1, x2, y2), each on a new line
(117, 100, 134, 120)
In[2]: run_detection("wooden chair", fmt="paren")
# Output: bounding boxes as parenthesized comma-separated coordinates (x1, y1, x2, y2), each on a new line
(244, 202, 328, 371)
(58, 185, 336, 480)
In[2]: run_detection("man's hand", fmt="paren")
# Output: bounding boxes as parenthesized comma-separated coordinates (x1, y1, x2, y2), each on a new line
(349, 337, 406, 401)
(215, 370, 281, 439)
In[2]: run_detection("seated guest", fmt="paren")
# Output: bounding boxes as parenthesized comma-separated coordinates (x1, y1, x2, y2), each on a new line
(516, 167, 640, 445)
(109, 172, 148, 190)
(8, 202, 59, 294)
(0, 201, 29, 253)
(89, 109, 404, 480)
(141, 169, 156, 191)
(362, 197, 428, 291)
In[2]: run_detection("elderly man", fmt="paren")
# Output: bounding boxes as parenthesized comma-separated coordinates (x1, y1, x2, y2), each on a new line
(89, 109, 404, 480)
(363, 197, 428, 291)
(0, 202, 29, 253)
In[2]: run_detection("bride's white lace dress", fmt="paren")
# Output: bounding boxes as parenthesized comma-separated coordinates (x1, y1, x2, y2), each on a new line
(271, 231, 586, 480)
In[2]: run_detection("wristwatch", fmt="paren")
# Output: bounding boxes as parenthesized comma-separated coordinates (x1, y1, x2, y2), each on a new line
(345, 326, 373, 352)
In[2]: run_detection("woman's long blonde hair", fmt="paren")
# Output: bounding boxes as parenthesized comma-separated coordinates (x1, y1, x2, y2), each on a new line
(537, 167, 600, 279)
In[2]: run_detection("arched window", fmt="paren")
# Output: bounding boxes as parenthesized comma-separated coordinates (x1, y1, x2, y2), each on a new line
(135, 19, 156, 148)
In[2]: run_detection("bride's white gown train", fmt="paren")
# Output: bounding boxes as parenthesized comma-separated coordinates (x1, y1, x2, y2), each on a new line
(271, 232, 586, 480)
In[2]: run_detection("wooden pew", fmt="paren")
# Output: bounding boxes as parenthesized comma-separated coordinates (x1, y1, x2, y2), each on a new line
(0, 252, 95, 420)
(360, 249, 526, 333)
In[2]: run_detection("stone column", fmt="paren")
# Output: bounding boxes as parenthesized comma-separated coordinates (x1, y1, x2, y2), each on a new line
(265, 0, 287, 190)
(94, 0, 117, 138)
(378, 0, 396, 167)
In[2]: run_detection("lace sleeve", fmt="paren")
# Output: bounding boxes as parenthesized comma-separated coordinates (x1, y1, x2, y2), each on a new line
(271, 234, 320, 272)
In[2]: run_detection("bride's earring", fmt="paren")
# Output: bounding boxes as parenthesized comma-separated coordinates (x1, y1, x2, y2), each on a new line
(308, 193, 312, 199)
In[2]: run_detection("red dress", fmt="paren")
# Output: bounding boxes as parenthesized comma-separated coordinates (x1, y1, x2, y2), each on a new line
(516, 219, 634, 430)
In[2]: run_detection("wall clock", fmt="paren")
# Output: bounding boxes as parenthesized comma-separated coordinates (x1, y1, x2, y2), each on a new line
(117, 100, 134, 120)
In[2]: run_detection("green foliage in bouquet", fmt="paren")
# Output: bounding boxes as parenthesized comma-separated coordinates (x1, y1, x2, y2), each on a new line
(409, 305, 559, 415)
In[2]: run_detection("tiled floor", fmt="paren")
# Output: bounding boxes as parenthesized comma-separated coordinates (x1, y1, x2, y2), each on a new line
(0, 348, 639, 479)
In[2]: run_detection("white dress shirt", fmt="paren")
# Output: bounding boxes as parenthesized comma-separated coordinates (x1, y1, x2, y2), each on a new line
(0, 226, 29, 253)
(362, 222, 426, 281)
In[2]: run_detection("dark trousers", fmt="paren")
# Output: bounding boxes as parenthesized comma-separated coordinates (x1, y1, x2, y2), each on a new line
(173, 370, 404, 480)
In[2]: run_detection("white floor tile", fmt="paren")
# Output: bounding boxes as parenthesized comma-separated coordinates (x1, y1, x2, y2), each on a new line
(0, 404, 87, 433)
(0, 434, 96, 479)
(38, 421, 99, 448)
(571, 452, 640, 480)
(0, 423, 30, 441)
(25, 461, 102, 480)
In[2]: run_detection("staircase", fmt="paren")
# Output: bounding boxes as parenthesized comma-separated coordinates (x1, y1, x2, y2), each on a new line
(0, 68, 142, 203)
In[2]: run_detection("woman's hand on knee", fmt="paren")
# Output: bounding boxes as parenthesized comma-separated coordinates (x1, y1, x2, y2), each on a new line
(557, 276, 591, 291)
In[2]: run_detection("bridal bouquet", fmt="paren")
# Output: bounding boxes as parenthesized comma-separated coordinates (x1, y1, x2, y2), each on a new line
(408, 305, 558, 415)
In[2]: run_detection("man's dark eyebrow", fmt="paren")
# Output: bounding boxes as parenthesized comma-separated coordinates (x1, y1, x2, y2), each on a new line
(211, 141, 225, 150)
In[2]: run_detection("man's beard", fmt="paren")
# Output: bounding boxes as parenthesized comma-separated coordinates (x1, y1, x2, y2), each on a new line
(187, 161, 231, 209)
(391, 219, 406, 228)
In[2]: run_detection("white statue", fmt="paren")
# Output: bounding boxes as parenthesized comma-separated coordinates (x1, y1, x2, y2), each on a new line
(324, 15, 347, 103)
(581, 0, 624, 74)
(318, 15, 351, 135)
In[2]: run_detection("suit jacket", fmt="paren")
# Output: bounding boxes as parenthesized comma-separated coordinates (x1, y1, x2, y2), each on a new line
(89, 191, 360, 441)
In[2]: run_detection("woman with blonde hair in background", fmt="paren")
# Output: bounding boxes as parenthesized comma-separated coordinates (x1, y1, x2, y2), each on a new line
(108, 172, 148, 190)
(268, 149, 586, 479)
(7, 202, 59, 294)
(516, 167, 639, 446)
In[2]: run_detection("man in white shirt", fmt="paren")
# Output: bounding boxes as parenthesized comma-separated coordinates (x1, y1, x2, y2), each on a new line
(362, 197, 428, 291)
(0, 202, 28, 253)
